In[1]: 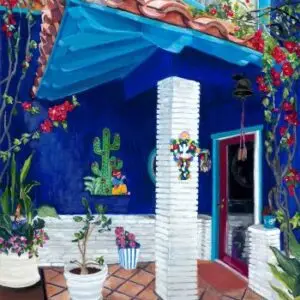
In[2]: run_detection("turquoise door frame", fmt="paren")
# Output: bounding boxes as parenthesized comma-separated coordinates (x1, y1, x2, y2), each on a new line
(210, 125, 264, 261)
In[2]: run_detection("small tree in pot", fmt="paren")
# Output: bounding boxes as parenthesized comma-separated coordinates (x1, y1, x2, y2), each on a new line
(64, 198, 111, 300)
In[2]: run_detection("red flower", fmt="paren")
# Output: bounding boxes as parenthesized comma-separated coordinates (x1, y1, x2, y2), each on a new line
(1, 0, 18, 7)
(284, 41, 297, 53)
(287, 136, 295, 146)
(279, 126, 287, 136)
(210, 8, 217, 15)
(250, 31, 264, 52)
(272, 80, 281, 87)
(245, 0, 250, 3)
(282, 62, 294, 77)
(1, 24, 12, 38)
(258, 83, 269, 93)
(288, 185, 295, 197)
(282, 102, 294, 111)
(7, 14, 16, 25)
(256, 75, 265, 85)
(285, 111, 299, 125)
(270, 68, 280, 80)
(40, 119, 53, 133)
(62, 101, 74, 112)
(226, 10, 234, 17)
(271, 46, 286, 64)
(22, 102, 32, 111)
(295, 44, 300, 57)
(48, 105, 67, 122)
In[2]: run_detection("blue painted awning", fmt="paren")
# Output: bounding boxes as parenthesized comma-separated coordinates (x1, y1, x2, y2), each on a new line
(36, 0, 262, 100)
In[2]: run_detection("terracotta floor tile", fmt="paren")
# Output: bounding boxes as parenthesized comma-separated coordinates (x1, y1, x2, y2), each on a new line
(117, 281, 145, 297)
(48, 274, 67, 288)
(201, 289, 222, 300)
(136, 287, 158, 300)
(44, 269, 61, 282)
(108, 264, 121, 275)
(224, 288, 247, 299)
(198, 287, 206, 298)
(50, 290, 70, 300)
(52, 267, 64, 274)
(114, 268, 138, 279)
(104, 275, 125, 290)
(106, 292, 131, 300)
(131, 269, 155, 286)
(145, 263, 155, 275)
(243, 289, 264, 300)
(148, 280, 155, 289)
(103, 287, 112, 297)
(137, 262, 150, 269)
(45, 284, 66, 298)
(198, 277, 210, 289)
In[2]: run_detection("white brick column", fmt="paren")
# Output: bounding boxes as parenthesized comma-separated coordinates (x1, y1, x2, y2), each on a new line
(155, 77, 200, 300)
(248, 224, 280, 299)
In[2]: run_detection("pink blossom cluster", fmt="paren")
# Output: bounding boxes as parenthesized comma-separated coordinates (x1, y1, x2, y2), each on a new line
(115, 227, 140, 249)
(0, 229, 49, 257)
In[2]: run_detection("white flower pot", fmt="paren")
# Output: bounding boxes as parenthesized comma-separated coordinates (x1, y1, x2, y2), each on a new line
(0, 253, 40, 288)
(64, 263, 108, 300)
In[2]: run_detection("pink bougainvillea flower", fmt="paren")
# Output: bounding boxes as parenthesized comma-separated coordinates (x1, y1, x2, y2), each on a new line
(129, 241, 136, 248)
(40, 119, 53, 133)
(226, 10, 234, 17)
(250, 30, 264, 52)
(282, 62, 294, 77)
(127, 233, 135, 241)
(282, 102, 294, 111)
(115, 227, 124, 237)
(62, 101, 74, 112)
(285, 111, 299, 125)
(288, 185, 295, 196)
(22, 102, 32, 111)
(271, 46, 286, 64)
(256, 75, 265, 85)
(287, 136, 295, 146)
(1, 24, 13, 38)
(48, 105, 67, 122)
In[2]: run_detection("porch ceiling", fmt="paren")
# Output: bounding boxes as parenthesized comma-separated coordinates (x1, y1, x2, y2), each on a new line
(33, 0, 262, 101)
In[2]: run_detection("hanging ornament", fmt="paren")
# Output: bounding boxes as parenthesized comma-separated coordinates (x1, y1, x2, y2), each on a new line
(199, 149, 211, 173)
(170, 131, 211, 180)
(170, 131, 200, 180)
(233, 74, 253, 162)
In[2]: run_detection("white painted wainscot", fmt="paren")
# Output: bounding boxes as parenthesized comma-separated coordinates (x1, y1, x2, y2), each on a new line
(38, 214, 212, 266)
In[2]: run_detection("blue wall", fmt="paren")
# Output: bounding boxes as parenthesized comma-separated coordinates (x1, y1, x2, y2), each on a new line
(1, 13, 274, 215)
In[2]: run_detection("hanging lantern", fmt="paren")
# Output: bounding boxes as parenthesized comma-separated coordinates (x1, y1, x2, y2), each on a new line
(233, 74, 253, 162)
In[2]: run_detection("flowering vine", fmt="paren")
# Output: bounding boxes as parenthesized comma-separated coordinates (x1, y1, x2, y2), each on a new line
(250, 26, 300, 252)
(0, 0, 79, 184)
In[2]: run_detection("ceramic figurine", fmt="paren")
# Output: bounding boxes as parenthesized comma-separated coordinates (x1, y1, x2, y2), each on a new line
(112, 170, 129, 195)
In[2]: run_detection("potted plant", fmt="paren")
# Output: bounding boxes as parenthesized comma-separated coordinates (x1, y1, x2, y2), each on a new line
(262, 206, 277, 229)
(64, 198, 111, 300)
(115, 227, 141, 269)
(0, 153, 58, 288)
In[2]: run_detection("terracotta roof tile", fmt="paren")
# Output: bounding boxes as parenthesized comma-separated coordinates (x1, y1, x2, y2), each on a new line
(32, 0, 256, 97)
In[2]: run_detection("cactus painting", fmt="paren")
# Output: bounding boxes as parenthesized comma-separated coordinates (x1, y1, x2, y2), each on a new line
(84, 128, 129, 196)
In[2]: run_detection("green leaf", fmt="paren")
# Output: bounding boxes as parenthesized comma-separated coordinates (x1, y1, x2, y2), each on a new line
(62, 122, 68, 130)
(95, 204, 105, 215)
(37, 205, 59, 219)
(13, 138, 21, 146)
(262, 98, 270, 107)
(290, 213, 300, 230)
(0, 187, 10, 215)
(0, 214, 12, 234)
(264, 110, 272, 123)
(13, 146, 21, 153)
(20, 154, 33, 185)
(81, 197, 89, 210)
(283, 88, 289, 99)
(289, 232, 300, 260)
(32, 131, 40, 140)
(271, 284, 293, 300)
(73, 216, 83, 222)
(269, 263, 295, 291)
(270, 246, 300, 277)
(24, 181, 40, 194)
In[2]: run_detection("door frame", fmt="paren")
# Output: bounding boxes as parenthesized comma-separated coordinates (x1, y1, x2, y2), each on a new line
(210, 125, 264, 262)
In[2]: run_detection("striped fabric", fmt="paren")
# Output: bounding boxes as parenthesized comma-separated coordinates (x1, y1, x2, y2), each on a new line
(118, 248, 140, 270)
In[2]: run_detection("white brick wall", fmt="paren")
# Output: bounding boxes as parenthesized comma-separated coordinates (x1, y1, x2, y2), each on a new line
(39, 214, 212, 267)
(248, 225, 280, 300)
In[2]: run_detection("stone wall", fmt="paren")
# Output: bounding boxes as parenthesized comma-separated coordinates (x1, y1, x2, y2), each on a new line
(39, 214, 212, 266)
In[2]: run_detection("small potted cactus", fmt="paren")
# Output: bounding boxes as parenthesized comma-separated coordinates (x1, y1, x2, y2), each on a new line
(64, 198, 111, 300)
(262, 206, 276, 229)
(115, 227, 140, 269)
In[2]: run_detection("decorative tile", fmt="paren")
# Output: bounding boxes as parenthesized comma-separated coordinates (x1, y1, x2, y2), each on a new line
(130, 269, 155, 286)
(104, 275, 125, 290)
(117, 281, 145, 297)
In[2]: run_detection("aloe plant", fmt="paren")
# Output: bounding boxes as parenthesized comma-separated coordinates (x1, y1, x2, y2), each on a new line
(269, 234, 300, 300)
(0, 153, 58, 222)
